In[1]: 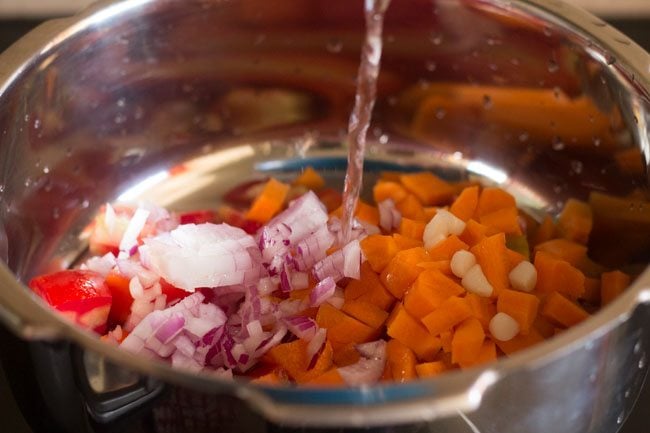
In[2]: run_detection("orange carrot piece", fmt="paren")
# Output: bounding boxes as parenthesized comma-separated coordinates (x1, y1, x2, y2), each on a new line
(533, 315, 556, 338)
(393, 233, 424, 250)
(380, 247, 430, 299)
(360, 235, 400, 273)
(387, 304, 442, 360)
(296, 341, 334, 383)
(399, 218, 426, 240)
(427, 235, 469, 261)
(332, 343, 361, 367)
(465, 293, 496, 331)
(386, 339, 418, 382)
(344, 262, 396, 310)
(293, 166, 325, 190)
(306, 368, 345, 386)
(581, 277, 601, 304)
(557, 198, 592, 245)
(415, 361, 447, 378)
(495, 329, 545, 355)
(423, 206, 438, 221)
(532, 215, 555, 247)
(477, 187, 516, 217)
(373, 181, 408, 204)
(458, 340, 497, 369)
(534, 251, 585, 300)
(506, 248, 526, 269)
(440, 330, 453, 353)
(421, 296, 473, 336)
(266, 339, 309, 380)
(459, 219, 489, 247)
(534, 238, 588, 267)
(400, 172, 456, 206)
(355, 201, 380, 227)
(450, 186, 480, 221)
(496, 289, 540, 335)
(451, 318, 485, 366)
(246, 178, 290, 223)
(252, 370, 284, 385)
(601, 270, 630, 306)
(480, 207, 523, 235)
(396, 194, 427, 221)
(470, 233, 511, 297)
(403, 269, 465, 318)
(317, 188, 342, 213)
(541, 291, 590, 327)
(416, 260, 453, 275)
(341, 300, 390, 329)
(315, 303, 377, 349)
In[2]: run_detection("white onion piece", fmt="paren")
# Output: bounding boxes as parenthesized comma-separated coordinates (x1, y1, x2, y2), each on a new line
(423, 209, 466, 249)
(119, 208, 150, 252)
(378, 199, 402, 232)
(489, 312, 520, 341)
(462, 264, 494, 297)
(450, 250, 476, 278)
(356, 340, 387, 360)
(310, 277, 336, 307)
(509, 261, 537, 292)
(338, 358, 385, 386)
(82, 252, 117, 276)
(140, 223, 262, 291)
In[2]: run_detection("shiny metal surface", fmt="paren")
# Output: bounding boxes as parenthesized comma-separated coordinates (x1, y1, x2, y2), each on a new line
(0, 0, 648, 430)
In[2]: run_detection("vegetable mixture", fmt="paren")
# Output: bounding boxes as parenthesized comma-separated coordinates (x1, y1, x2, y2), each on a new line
(29, 168, 633, 385)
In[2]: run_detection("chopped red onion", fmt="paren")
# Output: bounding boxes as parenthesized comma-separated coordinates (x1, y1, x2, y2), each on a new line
(154, 313, 185, 344)
(325, 288, 345, 309)
(338, 358, 385, 386)
(356, 340, 387, 360)
(257, 277, 279, 296)
(283, 315, 317, 340)
(172, 334, 196, 357)
(171, 351, 203, 372)
(293, 226, 335, 270)
(306, 328, 327, 368)
(310, 277, 336, 307)
(119, 208, 150, 252)
(82, 253, 117, 276)
(313, 240, 362, 282)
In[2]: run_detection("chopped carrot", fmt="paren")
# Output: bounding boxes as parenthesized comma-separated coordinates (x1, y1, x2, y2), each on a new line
(451, 318, 485, 366)
(533, 315, 556, 339)
(534, 238, 587, 267)
(440, 330, 453, 353)
(459, 219, 488, 247)
(355, 201, 380, 226)
(458, 340, 497, 369)
(506, 248, 527, 269)
(403, 269, 465, 318)
(532, 215, 555, 247)
(306, 368, 345, 386)
(317, 188, 342, 213)
(296, 341, 334, 383)
(293, 166, 325, 190)
(396, 194, 427, 221)
(581, 277, 601, 304)
(470, 233, 511, 297)
(387, 304, 442, 360)
(534, 251, 585, 300)
(541, 291, 590, 327)
(557, 198, 592, 245)
(344, 262, 396, 310)
(601, 270, 630, 306)
(373, 181, 408, 204)
(421, 296, 472, 336)
(360, 235, 400, 273)
(289, 288, 312, 300)
(245, 178, 290, 223)
(386, 339, 418, 382)
(341, 300, 390, 329)
(480, 207, 522, 235)
(332, 343, 361, 367)
(476, 187, 516, 217)
(450, 186, 480, 221)
(315, 303, 378, 349)
(465, 293, 496, 331)
(252, 370, 284, 385)
(496, 289, 540, 335)
(399, 218, 426, 240)
(400, 172, 456, 206)
(266, 339, 309, 380)
(495, 329, 545, 356)
(380, 247, 430, 299)
(380, 171, 404, 182)
(427, 235, 469, 261)
(415, 361, 447, 378)
(423, 206, 438, 221)
(393, 233, 424, 250)
(416, 260, 452, 275)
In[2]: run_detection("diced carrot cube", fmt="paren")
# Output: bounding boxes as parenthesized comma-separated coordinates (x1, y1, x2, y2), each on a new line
(400, 172, 456, 206)
(355, 201, 380, 226)
(427, 234, 469, 261)
(416, 260, 453, 275)
(361, 234, 399, 273)
(541, 291, 590, 328)
(506, 248, 527, 269)
(476, 187, 516, 217)
(497, 289, 540, 335)
(344, 262, 396, 310)
(421, 296, 472, 336)
(246, 178, 290, 223)
(396, 194, 427, 221)
(380, 247, 430, 299)
(451, 318, 485, 366)
(341, 300, 389, 329)
(423, 207, 438, 221)
(393, 233, 424, 250)
(533, 315, 556, 338)
(373, 181, 409, 204)
(252, 370, 284, 385)
(495, 328, 545, 356)
(440, 330, 453, 353)
(387, 305, 442, 360)
(465, 293, 496, 331)
(399, 218, 426, 240)
(266, 339, 309, 380)
(296, 341, 334, 383)
(581, 277, 601, 304)
(293, 166, 325, 190)
(332, 343, 361, 367)
(534, 238, 588, 267)
(403, 270, 465, 318)
(306, 368, 345, 386)
(458, 340, 497, 369)
(470, 233, 511, 298)
(480, 207, 522, 235)
(450, 186, 480, 221)
(601, 270, 630, 306)
(315, 303, 378, 349)
(459, 219, 488, 247)
(557, 198, 592, 245)
(534, 251, 585, 300)
(386, 339, 418, 382)
(532, 215, 555, 247)
(317, 188, 342, 213)
(415, 361, 447, 378)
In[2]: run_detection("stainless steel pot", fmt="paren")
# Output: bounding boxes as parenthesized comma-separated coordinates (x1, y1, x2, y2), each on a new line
(0, 0, 648, 432)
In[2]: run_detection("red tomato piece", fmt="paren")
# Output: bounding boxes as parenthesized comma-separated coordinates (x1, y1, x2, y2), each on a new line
(105, 272, 133, 325)
(179, 210, 217, 225)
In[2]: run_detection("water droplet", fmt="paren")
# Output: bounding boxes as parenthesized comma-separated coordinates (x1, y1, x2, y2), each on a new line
(547, 59, 559, 73)
(0, 184, 5, 193)
(617, 412, 625, 424)
(81, 199, 90, 209)
(418, 79, 431, 90)
(615, 36, 631, 46)
(44, 181, 53, 192)
(486, 38, 501, 46)
(378, 134, 389, 144)
(425, 60, 437, 72)
(33, 118, 41, 129)
(488, 63, 499, 71)
(593, 137, 601, 147)
(518, 132, 529, 142)
(24, 114, 30, 122)
(326, 38, 343, 53)
(606, 55, 617, 66)
(638, 354, 646, 369)
(452, 151, 463, 160)
(588, 371, 597, 383)
(625, 389, 631, 398)
(553, 87, 562, 99)
(543, 26, 553, 37)
(116, 98, 126, 107)
(114, 114, 127, 125)
(570, 160, 583, 174)
(430, 33, 443, 45)
(42, 166, 50, 174)
(52, 208, 60, 220)
(552, 136, 565, 150)
(435, 108, 446, 120)
(510, 58, 520, 66)
(483, 95, 493, 109)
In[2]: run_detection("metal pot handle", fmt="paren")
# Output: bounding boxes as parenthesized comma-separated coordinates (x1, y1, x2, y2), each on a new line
(234, 368, 500, 428)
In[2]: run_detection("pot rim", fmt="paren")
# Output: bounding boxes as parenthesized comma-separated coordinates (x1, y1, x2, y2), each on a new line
(0, 0, 648, 427)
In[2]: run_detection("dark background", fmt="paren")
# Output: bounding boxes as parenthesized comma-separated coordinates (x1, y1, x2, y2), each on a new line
(0, 16, 649, 433)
